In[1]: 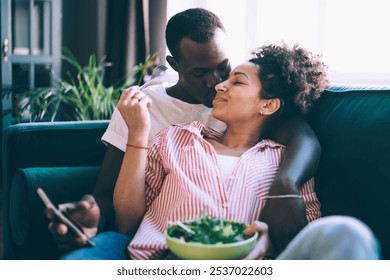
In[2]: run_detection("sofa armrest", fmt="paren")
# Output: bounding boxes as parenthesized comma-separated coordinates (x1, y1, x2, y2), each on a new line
(5, 166, 100, 259)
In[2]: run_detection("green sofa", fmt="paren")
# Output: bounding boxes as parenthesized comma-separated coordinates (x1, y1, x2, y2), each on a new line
(2, 121, 108, 259)
(2, 85, 390, 259)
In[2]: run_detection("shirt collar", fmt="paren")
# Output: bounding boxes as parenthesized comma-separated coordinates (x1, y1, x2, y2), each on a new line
(254, 139, 285, 150)
(172, 121, 223, 139)
(172, 121, 284, 151)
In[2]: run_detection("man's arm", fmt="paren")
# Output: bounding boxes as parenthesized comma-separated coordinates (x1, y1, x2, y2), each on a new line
(92, 144, 125, 232)
(45, 144, 124, 251)
(268, 116, 321, 191)
(261, 116, 321, 255)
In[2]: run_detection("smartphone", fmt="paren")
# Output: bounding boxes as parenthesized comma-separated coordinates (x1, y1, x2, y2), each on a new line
(37, 188, 95, 246)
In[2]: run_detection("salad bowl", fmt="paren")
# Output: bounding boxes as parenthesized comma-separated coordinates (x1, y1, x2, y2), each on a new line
(164, 216, 258, 260)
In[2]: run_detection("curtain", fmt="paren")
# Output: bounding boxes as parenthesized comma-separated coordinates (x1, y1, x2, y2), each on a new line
(105, 0, 167, 86)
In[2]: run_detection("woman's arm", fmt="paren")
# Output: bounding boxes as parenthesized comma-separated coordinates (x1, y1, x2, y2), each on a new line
(113, 87, 152, 236)
(114, 144, 148, 235)
(261, 116, 321, 255)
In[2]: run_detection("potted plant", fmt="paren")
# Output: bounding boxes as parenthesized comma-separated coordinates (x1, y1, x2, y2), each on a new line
(2, 48, 158, 123)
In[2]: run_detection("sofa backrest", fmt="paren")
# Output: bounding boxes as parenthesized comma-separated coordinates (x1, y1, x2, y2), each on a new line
(2, 120, 109, 193)
(306, 85, 390, 258)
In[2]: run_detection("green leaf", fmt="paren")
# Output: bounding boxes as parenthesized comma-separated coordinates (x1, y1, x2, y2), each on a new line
(4, 47, 160, 123)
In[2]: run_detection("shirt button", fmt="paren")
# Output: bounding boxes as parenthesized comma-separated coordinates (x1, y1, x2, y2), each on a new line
(223, 202, 228, 208)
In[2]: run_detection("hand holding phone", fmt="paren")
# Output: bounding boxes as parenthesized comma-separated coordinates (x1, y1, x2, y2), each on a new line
(37, 188, 95, 246)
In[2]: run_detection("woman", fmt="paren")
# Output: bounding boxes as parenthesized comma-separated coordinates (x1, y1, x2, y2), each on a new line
(114, 43, 329, 260)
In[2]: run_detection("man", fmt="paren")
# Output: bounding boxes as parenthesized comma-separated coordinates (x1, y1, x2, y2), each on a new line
(46, 8, 378, 260)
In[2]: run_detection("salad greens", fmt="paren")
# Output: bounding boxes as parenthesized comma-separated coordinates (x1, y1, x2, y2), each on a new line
(166, 214, 250, 244)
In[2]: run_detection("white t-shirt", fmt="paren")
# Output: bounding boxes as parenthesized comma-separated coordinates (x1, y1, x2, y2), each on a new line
(101, 84, 227, 151)
(216, 154, 240, 183)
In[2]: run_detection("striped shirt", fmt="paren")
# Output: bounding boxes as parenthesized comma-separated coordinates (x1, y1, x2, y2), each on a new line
(128, 121, 321, 260)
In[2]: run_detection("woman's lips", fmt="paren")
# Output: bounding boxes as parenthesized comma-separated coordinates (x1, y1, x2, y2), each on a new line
(212, 97, 228, 106)
(213, 93, 228, 102)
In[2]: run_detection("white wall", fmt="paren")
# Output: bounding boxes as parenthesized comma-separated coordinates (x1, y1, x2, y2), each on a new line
(167, 0, 390, 86)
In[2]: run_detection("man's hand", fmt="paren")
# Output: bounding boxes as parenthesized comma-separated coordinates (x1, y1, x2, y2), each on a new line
(242, 221, 273, 260)
(44, 194, 100, 251)
(260, 181, 308, 256)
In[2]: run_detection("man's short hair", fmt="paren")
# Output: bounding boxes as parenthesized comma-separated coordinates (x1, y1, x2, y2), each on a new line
(165, 8, 226, 58)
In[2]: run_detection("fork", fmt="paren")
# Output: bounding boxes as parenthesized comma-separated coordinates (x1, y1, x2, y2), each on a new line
(139, 65, 168, 90)
(176, 221, 195, 234)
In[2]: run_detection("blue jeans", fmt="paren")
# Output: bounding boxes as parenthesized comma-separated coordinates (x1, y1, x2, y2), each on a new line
(60, 231, 131, 260)
(277, 216, 381, 260)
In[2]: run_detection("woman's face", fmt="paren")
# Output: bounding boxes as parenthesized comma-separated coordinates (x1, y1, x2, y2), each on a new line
(212, 62, 265, 124)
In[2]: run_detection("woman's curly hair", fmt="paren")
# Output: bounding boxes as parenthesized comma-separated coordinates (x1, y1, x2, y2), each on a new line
(249, 43, 329, 116)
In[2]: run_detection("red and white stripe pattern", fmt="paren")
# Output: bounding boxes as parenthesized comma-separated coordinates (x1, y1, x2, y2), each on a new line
(128, 121, 321, 260)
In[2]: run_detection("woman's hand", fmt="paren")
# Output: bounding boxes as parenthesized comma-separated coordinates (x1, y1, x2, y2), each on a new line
(242, 221, 273, 260)
(117, 86, 152, 144)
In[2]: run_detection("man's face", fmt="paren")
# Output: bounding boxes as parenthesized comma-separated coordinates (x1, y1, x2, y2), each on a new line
(174, 29, 231, 107)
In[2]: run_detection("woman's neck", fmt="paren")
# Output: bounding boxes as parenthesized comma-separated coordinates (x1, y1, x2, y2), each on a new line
(208, 123, 263, 156)
(222, 126, 261, 148)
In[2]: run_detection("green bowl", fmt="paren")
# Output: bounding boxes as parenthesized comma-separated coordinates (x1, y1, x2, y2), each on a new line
(165, 230, 258, 260)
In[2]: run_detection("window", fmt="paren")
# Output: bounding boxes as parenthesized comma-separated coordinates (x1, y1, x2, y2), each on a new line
(167, 0, 390, 86)
(1, 0, 62, 128)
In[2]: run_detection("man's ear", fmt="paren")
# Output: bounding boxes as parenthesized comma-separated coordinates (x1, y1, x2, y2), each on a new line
(166, 55, 178, 72)
(260, 98, 281, 116)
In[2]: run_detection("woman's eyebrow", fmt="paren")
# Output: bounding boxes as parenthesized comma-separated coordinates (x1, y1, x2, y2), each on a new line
(233, 72, 249, 79)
